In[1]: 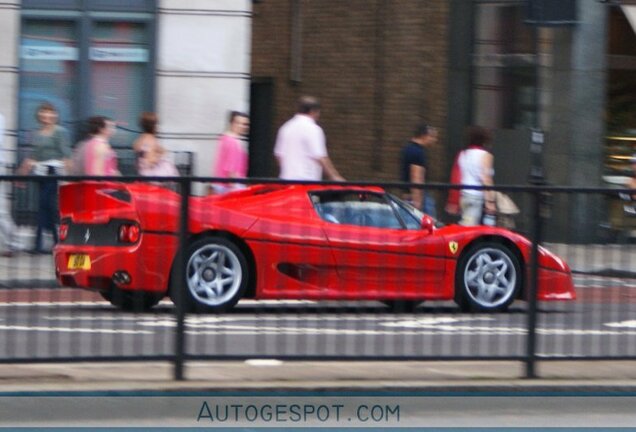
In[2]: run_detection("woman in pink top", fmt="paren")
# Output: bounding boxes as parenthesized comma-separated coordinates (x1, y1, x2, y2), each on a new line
(82, 116, 119, 176)
(133, 112, 178, 177)
(211, 111, 250, 194)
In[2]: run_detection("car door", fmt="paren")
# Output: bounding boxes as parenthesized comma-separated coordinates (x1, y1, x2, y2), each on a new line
(314, 191, 447, 299)
(243, 189, 338, 298)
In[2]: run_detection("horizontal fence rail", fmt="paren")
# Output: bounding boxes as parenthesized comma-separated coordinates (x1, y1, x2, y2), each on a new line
(0, 174, 633, 380)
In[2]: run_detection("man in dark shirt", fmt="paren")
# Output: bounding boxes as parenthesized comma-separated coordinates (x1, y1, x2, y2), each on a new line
(400, 124, 438, 216)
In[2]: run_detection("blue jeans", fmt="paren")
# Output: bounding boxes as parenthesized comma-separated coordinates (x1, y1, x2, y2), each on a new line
(34, 179, 58, 252)
(423, 194, 437, 219)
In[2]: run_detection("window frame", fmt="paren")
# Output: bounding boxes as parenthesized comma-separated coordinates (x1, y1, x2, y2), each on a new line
(18, 3, 157, 146)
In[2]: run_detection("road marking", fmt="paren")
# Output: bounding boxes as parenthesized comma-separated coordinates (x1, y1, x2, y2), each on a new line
(381, 317, 494, 328)
(3, 317, 636, 337)
(604, 320, 636, 328)
(0, 325, 152, 334)
(0, 301, 110, 307)
(244, 359, 284, 366)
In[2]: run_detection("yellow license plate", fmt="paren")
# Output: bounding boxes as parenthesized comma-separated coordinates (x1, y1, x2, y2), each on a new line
(68, 254, 91, 270)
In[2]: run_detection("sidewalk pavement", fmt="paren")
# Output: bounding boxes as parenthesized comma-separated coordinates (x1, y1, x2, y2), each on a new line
(544, 243, 636, 277)
(2, 360, 636, 393)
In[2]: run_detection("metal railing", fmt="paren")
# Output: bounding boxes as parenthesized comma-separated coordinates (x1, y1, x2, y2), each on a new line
(8, 150, 193, 225)
(0, 174, 633, 380)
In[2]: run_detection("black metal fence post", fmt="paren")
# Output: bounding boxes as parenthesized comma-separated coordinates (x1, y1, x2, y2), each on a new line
(173, 178, 190, 380)
(525, 188, 543, 378)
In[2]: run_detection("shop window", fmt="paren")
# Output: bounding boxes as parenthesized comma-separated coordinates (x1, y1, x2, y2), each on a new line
(19, 20, 79, 143)
(90, 22, 151, 148)
(18, 3, 155, 149)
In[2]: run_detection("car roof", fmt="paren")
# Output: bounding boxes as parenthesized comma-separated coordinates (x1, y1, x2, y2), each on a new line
(212, 184, 386, 200)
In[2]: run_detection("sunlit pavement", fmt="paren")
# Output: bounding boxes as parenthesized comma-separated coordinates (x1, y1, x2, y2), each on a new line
(1, 360, 636, 393)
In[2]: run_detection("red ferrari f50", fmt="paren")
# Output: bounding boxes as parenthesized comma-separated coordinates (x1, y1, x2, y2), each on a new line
(54, 182, 575, 312)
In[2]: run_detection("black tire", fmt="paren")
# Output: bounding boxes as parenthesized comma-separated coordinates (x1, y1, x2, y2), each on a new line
(171, 236, 248, 313)
(455, 241, 521, 312)
(381, 300, 423, 313)
(101, 287, 163, 312)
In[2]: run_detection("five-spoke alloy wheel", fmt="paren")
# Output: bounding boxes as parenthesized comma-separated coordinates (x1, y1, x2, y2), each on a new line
(456, 242, 521, 312)
(178, 236, 248, 313)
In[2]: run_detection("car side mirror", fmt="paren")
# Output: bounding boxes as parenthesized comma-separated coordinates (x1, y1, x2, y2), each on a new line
(421, 215, 434, 233)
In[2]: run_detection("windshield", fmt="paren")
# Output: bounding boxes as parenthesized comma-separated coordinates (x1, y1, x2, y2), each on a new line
(388, 194, 444, 229)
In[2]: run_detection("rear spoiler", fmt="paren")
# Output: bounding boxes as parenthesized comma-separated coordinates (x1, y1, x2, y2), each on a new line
(59, 181, 136, 223)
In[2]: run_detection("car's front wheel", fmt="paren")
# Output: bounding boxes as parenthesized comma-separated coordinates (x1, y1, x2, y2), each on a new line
(455, 242, 520, 312)
(174, 236, 248, 313)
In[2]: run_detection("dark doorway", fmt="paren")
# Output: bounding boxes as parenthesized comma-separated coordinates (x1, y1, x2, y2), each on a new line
(249, 78, 275, 178)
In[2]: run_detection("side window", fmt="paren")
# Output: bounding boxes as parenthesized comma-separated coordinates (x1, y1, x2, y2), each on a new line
(312, 191, 403, 229)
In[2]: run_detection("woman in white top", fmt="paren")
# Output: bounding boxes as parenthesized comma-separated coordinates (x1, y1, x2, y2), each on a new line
(458, 126, 496, 226)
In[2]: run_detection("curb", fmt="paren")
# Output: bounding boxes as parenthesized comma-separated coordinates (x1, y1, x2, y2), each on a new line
(4, 384, 636, 395)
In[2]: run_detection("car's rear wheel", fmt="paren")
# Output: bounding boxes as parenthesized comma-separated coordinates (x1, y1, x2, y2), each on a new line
(455, 242, 520, 312)
(381, 300, 423, 313)
(100, 288, 163, 311)
(174, 236, 248, 313)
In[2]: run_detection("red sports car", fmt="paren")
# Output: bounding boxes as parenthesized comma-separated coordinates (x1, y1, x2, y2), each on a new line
(54, 182, 575, 312)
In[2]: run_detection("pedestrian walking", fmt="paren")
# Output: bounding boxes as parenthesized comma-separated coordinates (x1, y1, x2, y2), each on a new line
(18, 102, 71, 254)
(0, 112, 21, 257)
(211, 111, 249, 194)
(133, 112, 178, 178)
(274, 96, 344, 181)
(400, 123, 438, 217)
(73, 116, 120, 176)
(455, 126, 496, 226)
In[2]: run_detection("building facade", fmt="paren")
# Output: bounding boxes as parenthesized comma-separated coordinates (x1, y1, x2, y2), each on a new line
(252, 0, 636, 242)
(2, 0, 635, 242)
(0, 0, 252, 195)
(250, 0, 450, 183)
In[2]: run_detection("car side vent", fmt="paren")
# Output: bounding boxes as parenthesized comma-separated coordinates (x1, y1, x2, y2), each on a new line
(101, 189, 131, 203)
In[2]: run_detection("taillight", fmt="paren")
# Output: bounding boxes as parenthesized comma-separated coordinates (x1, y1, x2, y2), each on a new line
(118, 223, 140, 243)
(59, 223, 69, 241)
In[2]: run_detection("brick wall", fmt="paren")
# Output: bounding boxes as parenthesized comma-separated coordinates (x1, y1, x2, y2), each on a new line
(252, 0, 450, 182)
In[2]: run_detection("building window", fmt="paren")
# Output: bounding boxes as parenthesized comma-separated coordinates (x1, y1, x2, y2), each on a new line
(19, 20, 79, 142)
(90, 21, 152, 147)
(471, 1, 538, 130)
(18, 1, 155, 148)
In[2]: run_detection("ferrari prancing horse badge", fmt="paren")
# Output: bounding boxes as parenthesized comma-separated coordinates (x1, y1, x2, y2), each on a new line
(449, 241, 458, 254)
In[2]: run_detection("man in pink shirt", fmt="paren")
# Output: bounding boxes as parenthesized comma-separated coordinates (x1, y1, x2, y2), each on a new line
(274, 96, 344, 181)
(212, 111, 250, 194)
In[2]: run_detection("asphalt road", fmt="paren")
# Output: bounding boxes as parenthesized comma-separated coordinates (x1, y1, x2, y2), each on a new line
(0, 274, 634, 361)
